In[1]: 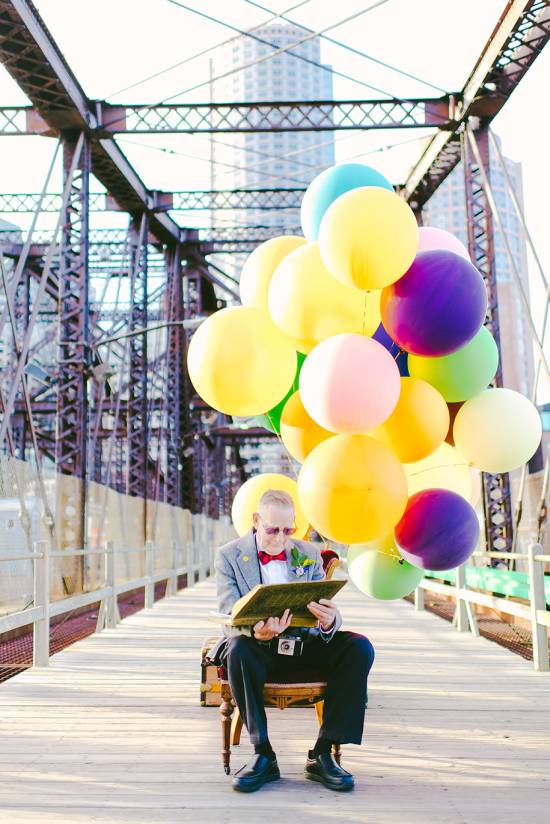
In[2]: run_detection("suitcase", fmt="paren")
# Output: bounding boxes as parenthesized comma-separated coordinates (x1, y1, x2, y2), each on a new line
(200, 635, 223, 706)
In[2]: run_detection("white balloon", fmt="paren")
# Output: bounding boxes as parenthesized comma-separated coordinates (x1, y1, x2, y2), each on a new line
(454, 388, 542, 473)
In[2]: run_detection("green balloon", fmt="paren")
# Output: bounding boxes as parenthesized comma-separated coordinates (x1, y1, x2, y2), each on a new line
(408, 326, 499, 402)
(348, 544, 423, 600)
(252, 351, 306, 434)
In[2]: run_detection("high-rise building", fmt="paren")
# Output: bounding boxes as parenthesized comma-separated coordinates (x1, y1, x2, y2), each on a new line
(210, 23, 335, 476)
(210, 22, 334, 234)
(423, 136, 534, 398)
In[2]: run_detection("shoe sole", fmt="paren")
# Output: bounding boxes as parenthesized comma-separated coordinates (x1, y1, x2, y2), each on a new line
(232, 770, 281, 793)
(304, 771, 354, 792)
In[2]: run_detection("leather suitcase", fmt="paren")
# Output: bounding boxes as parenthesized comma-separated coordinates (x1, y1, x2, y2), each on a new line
(200, 635, 223, 707)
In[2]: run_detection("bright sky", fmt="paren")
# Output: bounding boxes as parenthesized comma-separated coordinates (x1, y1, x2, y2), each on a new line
(1, 0, 549, 399)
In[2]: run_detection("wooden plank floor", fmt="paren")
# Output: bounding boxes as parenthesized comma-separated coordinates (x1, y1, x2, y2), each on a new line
(1, 577, 549, 823)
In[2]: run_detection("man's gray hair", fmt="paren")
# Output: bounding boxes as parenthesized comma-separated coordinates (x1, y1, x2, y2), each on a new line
(258, 488, 295, 513)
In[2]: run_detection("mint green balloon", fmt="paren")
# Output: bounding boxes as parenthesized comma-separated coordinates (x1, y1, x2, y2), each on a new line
(408, 326, 499, 402)
(348, 541, 423, 600)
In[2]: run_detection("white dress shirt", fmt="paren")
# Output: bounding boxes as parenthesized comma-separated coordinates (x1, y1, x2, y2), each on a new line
(254, 536, 335, 635)
(255, 536, 290, 585)
(259, 556, 289, 585)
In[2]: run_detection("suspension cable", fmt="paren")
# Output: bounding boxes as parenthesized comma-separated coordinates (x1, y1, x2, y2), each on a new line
(160, 0, 394, 102)
(245, 0, 447, 94)
(105, 0, 312, 99)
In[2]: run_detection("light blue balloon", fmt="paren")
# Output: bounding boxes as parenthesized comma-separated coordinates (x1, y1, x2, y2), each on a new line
(301, 163, 394, 241)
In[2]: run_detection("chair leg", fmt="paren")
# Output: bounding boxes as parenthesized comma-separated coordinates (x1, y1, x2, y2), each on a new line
(314, 700, 324, 727)
(220, 683, 235, 775)
(333, 743, 341, 766)
(231, 706, 244, 746)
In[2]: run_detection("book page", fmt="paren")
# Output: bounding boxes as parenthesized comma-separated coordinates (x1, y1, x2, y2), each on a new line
(230, 579, 346, 626)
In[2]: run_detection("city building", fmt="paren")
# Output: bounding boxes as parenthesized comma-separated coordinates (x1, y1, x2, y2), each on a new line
(210, 22, 335, 476)
(210, 21, 334, 233)
(424, 136, 534, 398)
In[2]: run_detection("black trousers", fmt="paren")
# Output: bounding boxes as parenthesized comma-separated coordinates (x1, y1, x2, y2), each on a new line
(222, 631, 375, 747)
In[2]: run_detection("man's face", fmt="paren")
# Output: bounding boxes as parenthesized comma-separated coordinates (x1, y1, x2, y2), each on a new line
(253, 503, 296, 554)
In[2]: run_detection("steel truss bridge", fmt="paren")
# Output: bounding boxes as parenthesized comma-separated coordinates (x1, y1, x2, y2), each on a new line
(0, 0, 549, 564)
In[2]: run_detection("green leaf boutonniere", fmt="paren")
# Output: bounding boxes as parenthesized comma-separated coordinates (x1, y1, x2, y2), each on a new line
(290, 545, 314, 578)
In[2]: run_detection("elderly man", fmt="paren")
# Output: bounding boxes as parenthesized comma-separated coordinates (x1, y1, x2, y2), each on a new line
(209, 488, 375, 793)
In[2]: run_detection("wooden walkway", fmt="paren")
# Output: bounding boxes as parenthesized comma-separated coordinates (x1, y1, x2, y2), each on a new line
(1, 578, 549, 824)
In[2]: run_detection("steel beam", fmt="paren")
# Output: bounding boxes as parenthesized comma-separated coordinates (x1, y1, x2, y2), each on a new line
(10, 270, 30, 458)
(55, 135, 90, 481)
(463, 126, 513, 554)
(164, 245, 195, 510)
(0, 228, 241, 299)
(0, 0, 182, 244)
(156, 189, 304, 212)
(402, 0, 550, 210)
(53, 134, 90, 589)
(1, 224, 298, 249)
(126, 215, 148, 504)
(0, 192, 105, 212)
(0, 189, 305, 213)
(96, 97, 451, 134)
(1, 96, 452, 136)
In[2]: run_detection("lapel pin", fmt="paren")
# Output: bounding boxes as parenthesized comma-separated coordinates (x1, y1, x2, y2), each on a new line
(242, 555, 249, 562)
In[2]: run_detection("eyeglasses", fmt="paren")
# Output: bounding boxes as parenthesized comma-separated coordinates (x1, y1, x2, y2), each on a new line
(259, 517, 296, 537)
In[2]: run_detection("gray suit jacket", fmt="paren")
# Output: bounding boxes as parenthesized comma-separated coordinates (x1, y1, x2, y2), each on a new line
(208, 529, 342, 664)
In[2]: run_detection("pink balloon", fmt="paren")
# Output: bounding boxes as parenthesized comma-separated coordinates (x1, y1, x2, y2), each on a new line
(299, 333, 401, 434)
(418, 227, 470, 261)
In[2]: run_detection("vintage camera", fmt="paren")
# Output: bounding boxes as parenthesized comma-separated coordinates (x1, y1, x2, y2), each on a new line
(276, 635, 304, 657)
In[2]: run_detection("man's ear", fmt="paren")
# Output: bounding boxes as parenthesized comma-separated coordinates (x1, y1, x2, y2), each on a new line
(252, 511, 261, 530)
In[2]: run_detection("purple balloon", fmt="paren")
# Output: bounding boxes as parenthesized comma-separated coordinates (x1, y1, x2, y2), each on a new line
(395, 489, 480, 571)
(372, 323, 409, 376)
(381, 250, 488, 356)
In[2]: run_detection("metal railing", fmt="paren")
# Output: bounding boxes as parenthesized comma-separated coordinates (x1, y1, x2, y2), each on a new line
(0, 513, 234, 669)
(413, 543, 550, 672)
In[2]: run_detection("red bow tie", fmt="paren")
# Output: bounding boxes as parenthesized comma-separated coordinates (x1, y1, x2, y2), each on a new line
(258, 549, 287, 565)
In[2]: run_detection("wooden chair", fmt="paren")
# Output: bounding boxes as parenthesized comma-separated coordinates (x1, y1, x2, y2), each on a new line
(201, 549, 341, 774)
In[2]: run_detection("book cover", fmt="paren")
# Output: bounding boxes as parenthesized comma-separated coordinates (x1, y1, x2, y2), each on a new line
(221, 579, 347, 627)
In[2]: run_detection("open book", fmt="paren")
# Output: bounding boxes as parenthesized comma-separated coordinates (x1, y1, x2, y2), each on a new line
(210, 579, 347, 628)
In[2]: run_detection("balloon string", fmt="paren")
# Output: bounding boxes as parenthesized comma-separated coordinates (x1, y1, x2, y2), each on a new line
(407, 461, 470, 477)
(274, 427, 299, 483)
(273, 421, 331, 552)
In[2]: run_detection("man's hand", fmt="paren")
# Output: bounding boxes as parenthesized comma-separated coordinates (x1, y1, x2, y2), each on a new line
(253, 608, 292, 641)
(307, 598, 339, 631)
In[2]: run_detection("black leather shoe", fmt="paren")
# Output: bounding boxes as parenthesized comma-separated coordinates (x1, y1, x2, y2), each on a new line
(232, 753, 280, 793)
(304, 750, 354, 791)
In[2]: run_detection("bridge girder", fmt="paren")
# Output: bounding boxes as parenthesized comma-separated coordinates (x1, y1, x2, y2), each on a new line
(0, 0, 548, 536)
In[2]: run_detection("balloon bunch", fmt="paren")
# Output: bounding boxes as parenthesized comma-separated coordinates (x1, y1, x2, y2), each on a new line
(187, 163, 542, 601)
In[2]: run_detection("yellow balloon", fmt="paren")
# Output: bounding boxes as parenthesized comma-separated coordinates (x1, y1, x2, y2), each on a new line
(187, 306, 296, 417)
(404, 442, 472, 501)
(240, 235, 307, 308)
(280, 390, 334, 463)
(297, 434, 408, 544)
(318, 187, 419, 290)
(268, 242, 381, 349)
(370, 377, 449, 463)
(231, 473, 309, 538)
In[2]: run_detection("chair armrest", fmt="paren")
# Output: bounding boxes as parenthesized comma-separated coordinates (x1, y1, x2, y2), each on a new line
(321, 549, 340, 580)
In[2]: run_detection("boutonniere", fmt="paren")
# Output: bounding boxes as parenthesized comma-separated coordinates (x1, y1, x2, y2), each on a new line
(290, 546, 314, 577)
